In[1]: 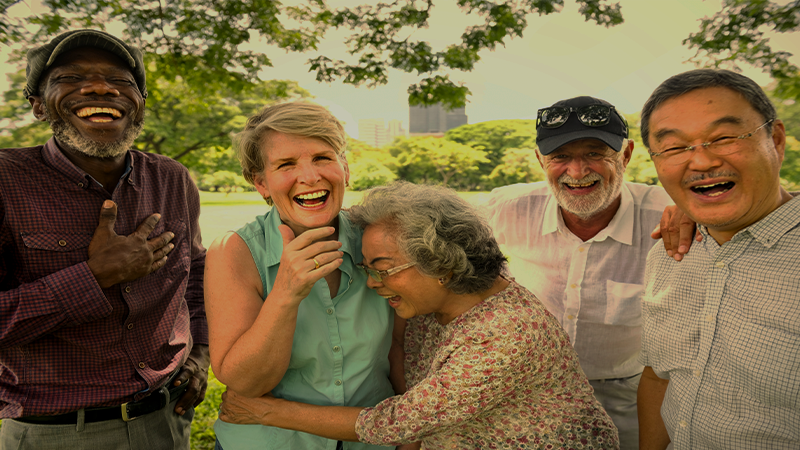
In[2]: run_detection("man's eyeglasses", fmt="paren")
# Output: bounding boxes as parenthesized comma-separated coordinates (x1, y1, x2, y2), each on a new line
(649, 119, 774, 166)
(537, 105, 626, 131)
(356, 262, 416, 282)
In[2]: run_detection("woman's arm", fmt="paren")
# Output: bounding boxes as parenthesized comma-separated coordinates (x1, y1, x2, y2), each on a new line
(388, 313, 407, 394)
(205, 225, 343, 397)
(219, 390, 363, 441)
(637, 366, 671, 450)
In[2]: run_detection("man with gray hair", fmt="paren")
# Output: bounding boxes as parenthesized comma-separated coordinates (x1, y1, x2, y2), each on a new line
(0, 29, 209, 449)
(638, 69, 799, 449)
(485, 96, 675, 449)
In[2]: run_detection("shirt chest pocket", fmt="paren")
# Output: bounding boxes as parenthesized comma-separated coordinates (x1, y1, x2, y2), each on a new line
(604, 280, 644, 326)
(20, 232, 93, 282)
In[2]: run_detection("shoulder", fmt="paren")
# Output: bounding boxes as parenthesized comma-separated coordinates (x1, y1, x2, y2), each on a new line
(625, 182, 673, 211)
(131, 150, 192, 179)
(483, 181, 550, 213)
(0, 146, 43, 169)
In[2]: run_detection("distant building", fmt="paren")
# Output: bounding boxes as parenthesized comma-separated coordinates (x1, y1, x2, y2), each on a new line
(409, 103, 468, 136)
(358, 118, 406, 148)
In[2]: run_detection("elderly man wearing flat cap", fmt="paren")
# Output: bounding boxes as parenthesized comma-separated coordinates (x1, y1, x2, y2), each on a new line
(484, 96, 677, 449)
(0, 29, 209, 449)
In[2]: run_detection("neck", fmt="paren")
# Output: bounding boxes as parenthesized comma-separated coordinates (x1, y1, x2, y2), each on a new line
(56, 139, 128, 193)
(561, 195, 622, 242)
(707, 187, 794, 244)
(434, 276, 509, 325)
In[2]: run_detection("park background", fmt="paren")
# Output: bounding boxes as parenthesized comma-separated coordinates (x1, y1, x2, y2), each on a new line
(1, 0, 799, 448)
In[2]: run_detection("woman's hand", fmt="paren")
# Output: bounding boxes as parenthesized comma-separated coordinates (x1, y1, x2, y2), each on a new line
(273, 224, 344, 303)
(219, 390, 283, 426)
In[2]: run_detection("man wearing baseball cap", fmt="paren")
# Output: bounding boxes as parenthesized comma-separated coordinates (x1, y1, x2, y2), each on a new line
(484, 96, 674, 449)
(0, 29, 209, 449)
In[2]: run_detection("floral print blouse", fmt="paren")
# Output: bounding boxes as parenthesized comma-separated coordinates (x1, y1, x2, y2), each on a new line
(354, 280, 619, 449)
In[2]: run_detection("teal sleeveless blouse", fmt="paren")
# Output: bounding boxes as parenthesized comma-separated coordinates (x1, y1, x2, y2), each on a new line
(214, 209, 395, 449)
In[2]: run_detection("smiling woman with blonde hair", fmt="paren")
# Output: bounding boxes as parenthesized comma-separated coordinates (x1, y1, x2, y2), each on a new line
(220, 181, 619, 449)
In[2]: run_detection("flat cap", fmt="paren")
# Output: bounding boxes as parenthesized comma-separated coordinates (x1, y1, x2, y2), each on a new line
(24, 29, 147, 99)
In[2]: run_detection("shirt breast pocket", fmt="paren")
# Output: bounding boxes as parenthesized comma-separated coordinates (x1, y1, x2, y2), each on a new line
(20, 232, 93, 281)
(604, 280, 644, 325)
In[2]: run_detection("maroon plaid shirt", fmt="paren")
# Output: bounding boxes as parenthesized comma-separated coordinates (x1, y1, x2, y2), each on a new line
(0, 138, 207, 417)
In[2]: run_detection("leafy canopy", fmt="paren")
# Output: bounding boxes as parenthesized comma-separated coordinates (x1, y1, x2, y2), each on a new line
(1, 0, 624, 108)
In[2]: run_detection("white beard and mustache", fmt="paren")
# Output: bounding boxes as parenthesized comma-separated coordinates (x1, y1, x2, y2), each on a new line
(549, 156, 626, 221)
(43, 103, 144, 159)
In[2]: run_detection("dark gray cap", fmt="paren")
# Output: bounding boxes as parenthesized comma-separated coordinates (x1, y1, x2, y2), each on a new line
(536, 96, 627, 155)
(24, 29, 147, 99)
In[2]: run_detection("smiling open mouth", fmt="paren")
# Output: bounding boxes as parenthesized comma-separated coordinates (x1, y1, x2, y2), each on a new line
(294, 190, 329, 207)
(76, 107, 122, 123)
(691, 181, 734, 197)
(564, 180, 598, 190)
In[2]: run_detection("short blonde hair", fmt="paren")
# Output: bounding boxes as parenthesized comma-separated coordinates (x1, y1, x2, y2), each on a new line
(234, 102, 347, 186)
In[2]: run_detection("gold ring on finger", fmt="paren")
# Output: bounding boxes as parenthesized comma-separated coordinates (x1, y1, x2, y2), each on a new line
(313, 258, 320, 270)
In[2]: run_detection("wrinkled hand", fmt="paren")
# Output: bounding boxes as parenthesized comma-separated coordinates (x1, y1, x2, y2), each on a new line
(87, 200, 175, 288)
(219, 390, 283, 426)
(651, 205, 701, 261)
(173, 344, 210, 415)
(272, 225, 343, 303)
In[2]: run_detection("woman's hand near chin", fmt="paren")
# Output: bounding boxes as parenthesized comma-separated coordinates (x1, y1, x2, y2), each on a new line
(272, 224, 344, 303)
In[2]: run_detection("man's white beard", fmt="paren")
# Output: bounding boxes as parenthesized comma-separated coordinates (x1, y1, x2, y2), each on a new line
(550, 158, 625, 220)
(44, 104, 143, 159)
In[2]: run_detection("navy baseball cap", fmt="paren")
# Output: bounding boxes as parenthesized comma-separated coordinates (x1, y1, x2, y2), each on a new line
(536, 96, 628, 155)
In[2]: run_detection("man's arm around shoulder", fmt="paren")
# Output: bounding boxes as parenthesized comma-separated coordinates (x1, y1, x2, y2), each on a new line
(638, 366, 670, 450)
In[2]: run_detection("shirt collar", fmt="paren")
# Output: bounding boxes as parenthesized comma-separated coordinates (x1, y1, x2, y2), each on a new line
(699, 195, 800, 248)
(541, 182, 634, 245)
(41, 137, 134, 192)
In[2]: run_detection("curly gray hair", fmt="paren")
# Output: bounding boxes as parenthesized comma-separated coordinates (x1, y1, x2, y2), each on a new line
(348, 182, 507, 295)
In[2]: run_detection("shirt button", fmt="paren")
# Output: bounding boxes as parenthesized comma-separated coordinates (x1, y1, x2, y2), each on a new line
(348, 278, 353, 285)
(127, 178, 134, 185)
(578, 247, 585, 252)
(77, 182, 84, 188)
(715, 262, 725, 268)
(679, 420, 688, 428)
(58, 240, 67, 247)
(694, 370, 701, 377)
(326, 308, 334, 315)
(334, 379, 342, 386)
(567, 314, 575, 320)
(570, 284, 578, 289)
(138, 362, 146, 369)
(705, 314, 714, 322)
(333, 346, 341, 352)
(127, 323, 134, 330)
(124, 286, 132, 293)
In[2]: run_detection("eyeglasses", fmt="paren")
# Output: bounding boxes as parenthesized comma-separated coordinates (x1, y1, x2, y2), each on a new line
(537, 105, 626, 131)
(649, 119, 774, 166)
(356, 262, 416, 282)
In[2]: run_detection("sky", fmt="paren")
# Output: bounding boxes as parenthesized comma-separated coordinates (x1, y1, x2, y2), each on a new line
(3, 0, 799, 138)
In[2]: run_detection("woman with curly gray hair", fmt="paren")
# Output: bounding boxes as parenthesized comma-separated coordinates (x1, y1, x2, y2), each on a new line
(220, 182, 619, 449)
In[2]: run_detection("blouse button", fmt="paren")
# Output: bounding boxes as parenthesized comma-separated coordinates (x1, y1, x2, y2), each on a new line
(326, 308, 334, 315)
(334, 379, 342, 386)
(333, 346, 341, 353)
(58, 240, 67, 247)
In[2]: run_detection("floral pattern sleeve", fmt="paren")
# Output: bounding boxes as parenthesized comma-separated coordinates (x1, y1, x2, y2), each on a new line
(356, 323, 529, 444)
(353, 281, 618, 449)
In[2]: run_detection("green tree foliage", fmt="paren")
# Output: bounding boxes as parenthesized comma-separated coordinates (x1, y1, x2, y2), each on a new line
(138, 78, 310, 171)
(346, 138, 399, 190)
(444, 119, 538, 166)
(387, 136, 489, 189)
(780, 136, 800, 190)
(685, 0, 800, 101)
(0, 70, 51, 148)
(486, 147, 545, 186)
(2, 0, 624, 108)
